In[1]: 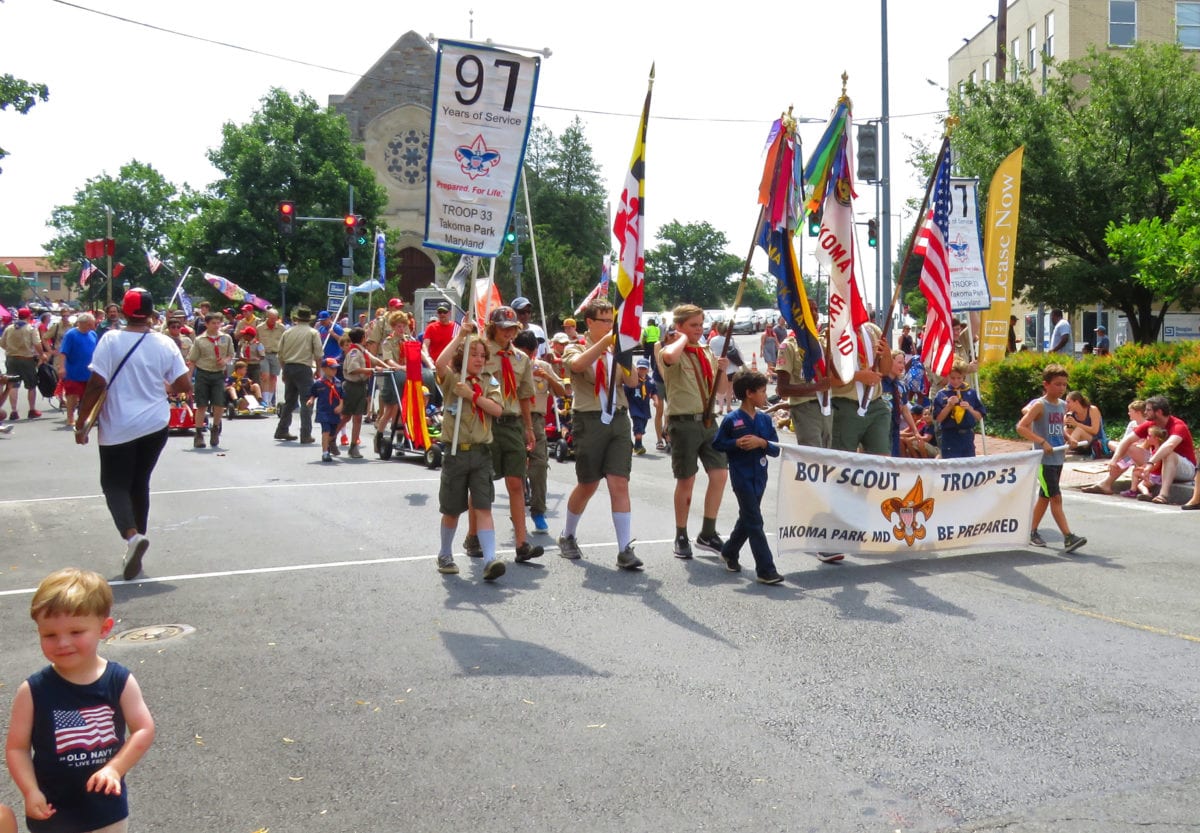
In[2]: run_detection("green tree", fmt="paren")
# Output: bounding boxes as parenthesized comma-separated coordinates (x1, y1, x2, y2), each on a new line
(1106, 128, 1200, 322)
(644, 220, 743, 309)
(45, 161, 193, 303)
(1, 70, 49, 174)
(178, 88, 386, 310)
(951, 42, 1200, 342)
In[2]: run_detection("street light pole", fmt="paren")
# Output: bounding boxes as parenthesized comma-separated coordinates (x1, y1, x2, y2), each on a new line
(277, 265, 289, 321)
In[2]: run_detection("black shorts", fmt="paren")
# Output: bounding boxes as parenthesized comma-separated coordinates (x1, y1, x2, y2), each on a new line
(5, 356, 37, 389)
(1038, 464, 1063, 499)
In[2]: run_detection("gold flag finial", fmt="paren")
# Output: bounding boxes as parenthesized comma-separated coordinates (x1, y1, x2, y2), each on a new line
(839, 72, 852, 107)
(783, 105, 797, 134)
(944, 115, 960, 136)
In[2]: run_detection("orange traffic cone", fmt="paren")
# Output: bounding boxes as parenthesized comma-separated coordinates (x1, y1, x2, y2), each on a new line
(751, 352, 759, 372)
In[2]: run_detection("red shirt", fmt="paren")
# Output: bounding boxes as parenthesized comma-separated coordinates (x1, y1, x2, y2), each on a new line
(1135, 415, 1196, 466)
(422, 320, 457, 361)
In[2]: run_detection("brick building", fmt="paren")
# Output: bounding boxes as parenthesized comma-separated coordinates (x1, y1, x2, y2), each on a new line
(1, 256, 71, 306)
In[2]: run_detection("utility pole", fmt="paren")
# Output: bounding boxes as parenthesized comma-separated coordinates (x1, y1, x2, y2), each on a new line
(880, 0, 893, 331)
(996, 0, 1008, 81)
(105, 206, 113, 306)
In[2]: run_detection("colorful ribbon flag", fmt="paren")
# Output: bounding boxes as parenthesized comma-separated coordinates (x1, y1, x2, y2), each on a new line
(203, 272, 270, 310)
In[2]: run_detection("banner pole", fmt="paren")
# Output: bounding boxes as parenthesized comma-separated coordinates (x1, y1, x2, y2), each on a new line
(449, 257, 479, 457)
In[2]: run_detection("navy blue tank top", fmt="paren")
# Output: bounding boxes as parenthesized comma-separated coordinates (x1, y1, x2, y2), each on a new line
(27, 661, 130, 833)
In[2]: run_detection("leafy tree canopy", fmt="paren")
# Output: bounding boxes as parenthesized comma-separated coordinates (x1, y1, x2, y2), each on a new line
(644, 220, 743, 310)
(177, 88, 387, 310)
(950, 42, 1200, 342)
(1, 72, 49, 173)
(45, 160, 193, 304)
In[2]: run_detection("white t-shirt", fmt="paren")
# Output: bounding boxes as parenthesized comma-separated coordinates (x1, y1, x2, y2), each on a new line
(90, 330, 189, 446)
(1050, 319, 1072, 353)
(525, 322, 548, 357)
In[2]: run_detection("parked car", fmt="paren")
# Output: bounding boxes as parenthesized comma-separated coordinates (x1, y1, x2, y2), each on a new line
(756, 308, 781, 331)
(731, 307, 757, 334)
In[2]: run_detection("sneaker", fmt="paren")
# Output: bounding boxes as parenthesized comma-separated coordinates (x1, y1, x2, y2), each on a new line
(275, 432, 298, 441)
(616, 542, 643, 570)
(673, 534, 693, 559)
(7, 412, 17, 421)
(721, 552, 742, 572)
(463, 534, 483, 558)
(210, 426, 220, 447)
(123, 534, 149, 581)
(1029, 531, 1047, 547)
(194, 432, 206, 449)
(0, 424, 12, 435)
(695, 533, 725, 554)
(329, 442, 341, 457)
(634, 444, 646, 456)
(300, 436, 316, 445)
(1062, 533, 1087, 554)
(321, 451, 332, 462)
(28, 409, 42, 419)
(483, 559, 506, 581)
(816, 552, 845, 563)
(757, 572, 785, 585)
(531, 513, 549, 533)
(655, 439, 666, 451)
(348, 443, 363, 459)
(557, 534, 582, 560)
(436, 556, 459, 575)
(514, 542, 544, 563)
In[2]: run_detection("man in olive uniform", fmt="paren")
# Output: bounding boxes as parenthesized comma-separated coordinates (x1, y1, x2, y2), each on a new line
(274, 306, 323, 443)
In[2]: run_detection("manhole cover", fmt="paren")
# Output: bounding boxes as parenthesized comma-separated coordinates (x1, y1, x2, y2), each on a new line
(108, 624, 195, 644)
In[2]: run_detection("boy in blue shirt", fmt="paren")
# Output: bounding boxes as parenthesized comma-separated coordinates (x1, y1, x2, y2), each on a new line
(307, 358, 344, 462)
(932, 360, 986, 458)
(627, 357, 658, 455)
(712, 371, 784, 584)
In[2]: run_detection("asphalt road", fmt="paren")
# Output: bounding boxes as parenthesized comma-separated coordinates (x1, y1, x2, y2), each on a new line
(1, 348, 1199, 833)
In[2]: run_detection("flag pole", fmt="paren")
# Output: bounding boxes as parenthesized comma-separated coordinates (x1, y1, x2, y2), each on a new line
(520, 169, 548, 334)
(449, 256, 480, 457)
(166, 266, 192, 311)
(880, 123, 955, 344)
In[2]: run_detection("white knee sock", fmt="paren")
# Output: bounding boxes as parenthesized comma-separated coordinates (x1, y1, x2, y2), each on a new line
(562, 509, 582, 539)
(612, 512, 632, 551)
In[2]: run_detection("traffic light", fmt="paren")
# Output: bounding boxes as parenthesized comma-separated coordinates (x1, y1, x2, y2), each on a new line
(504, 222, 517, 245)
(807, 208, 822, 238)
(514, 212, 527, 240)
(344, 214, 364, 245)
(856, 123, 879, 183)
(277, 201, 296, 235)
(867, 217, 879, 248)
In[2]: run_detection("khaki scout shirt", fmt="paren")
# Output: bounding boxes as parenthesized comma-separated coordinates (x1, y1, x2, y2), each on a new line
(438, 369, 502, 445)
(187, 332, 235, 373)
(367, 316, 389, 348)
(258, 320, 284, 353)
(1, 323, 40, 358)
(483, 338, 534, 417)
(342, 344, 372, 382)
(777, 336, 817, 406)
(564, 339, 629, 413)
(528, 358, 562, 415)
(663, 342, 716, 416)
(278, 322, 322, 367)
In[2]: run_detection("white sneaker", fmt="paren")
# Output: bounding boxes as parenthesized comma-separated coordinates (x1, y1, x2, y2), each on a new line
(123, 534, 149, 580)
(0, 424, 12, 435)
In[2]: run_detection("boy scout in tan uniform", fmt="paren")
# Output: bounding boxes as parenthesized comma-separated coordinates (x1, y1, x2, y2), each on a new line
(462, 306, 543, 563)
(660, 303, 729, 560)
(435, 320, 506, 581)
(257, 308, 285, 407)
(555, 298, 643, 570)
(513, 330, 565, 535)
(775, 332, 832, 449)
(187, 316, 235, 448)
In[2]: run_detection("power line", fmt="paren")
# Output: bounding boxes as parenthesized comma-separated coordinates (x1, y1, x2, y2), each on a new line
(47, 0, 947, 127)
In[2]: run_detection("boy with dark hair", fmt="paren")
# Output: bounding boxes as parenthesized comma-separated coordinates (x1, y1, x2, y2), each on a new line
(307, 358, 344, 463)
(1017, 364, 1087, 552)
(6, 568, 155, 833)
(711, 371, 783, 584)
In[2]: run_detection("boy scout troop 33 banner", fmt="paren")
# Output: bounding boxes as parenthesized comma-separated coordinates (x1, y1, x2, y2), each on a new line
(425, 40, 541, 256)
(775, 445, 1041, 556)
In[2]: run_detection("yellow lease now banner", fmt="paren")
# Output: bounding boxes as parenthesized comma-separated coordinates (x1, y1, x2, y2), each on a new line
(978, 146, 1025, 365)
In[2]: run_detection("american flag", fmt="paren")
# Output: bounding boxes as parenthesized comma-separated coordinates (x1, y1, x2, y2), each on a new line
(80, 260, 98, 288)
(54, 705, 118, 753)
(918, 138, 955, 379)
(147, 252, 163, 274)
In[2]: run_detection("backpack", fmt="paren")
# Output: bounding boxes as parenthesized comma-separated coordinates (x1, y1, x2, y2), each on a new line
(903, 356, 928, 398)
(36, 362, 58, 398)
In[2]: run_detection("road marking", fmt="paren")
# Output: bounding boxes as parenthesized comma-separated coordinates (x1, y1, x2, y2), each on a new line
(0, 538, 678, 597)
(0, 476, 440, 507)
(1060, 605, 1200, 644)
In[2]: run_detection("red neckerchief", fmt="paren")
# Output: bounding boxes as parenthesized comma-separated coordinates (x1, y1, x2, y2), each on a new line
(594, 354, 608, 397)
(498, 348, 517, 399)
(468, 375, 485, 422)
(322, 378, 342, 404)
(206, 334, 223, 361)
(349, 344, 371, 368)
(684, 344, 713, 390)
(266, 319, 277, 329)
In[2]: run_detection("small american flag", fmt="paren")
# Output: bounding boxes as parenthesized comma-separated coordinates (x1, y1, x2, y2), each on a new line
(54, 705, 118, 753)
(147, 252, 163, 274)
(80, 260, 97, 288)
(918, 138, 955, 379)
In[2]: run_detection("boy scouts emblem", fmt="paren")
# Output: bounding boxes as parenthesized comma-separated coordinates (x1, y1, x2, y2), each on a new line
(880, 477, 936, 547)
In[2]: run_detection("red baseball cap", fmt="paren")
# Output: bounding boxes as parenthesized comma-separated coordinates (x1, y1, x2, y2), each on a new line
(17, 307, 32, 319)
(241, 326, 257, 338)
(122, 288, 154, 319)
(387, 298, 404, 309)
(241, 304, 255, 313)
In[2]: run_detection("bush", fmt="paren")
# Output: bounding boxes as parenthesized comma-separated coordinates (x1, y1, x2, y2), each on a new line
(977, 341, 1200, 435)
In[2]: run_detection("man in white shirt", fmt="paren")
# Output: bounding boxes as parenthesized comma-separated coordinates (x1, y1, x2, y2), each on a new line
(1049, 308, 1072, 354)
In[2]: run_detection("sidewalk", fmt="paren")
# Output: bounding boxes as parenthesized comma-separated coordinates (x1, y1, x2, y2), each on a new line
(977, 433, 1194, 502)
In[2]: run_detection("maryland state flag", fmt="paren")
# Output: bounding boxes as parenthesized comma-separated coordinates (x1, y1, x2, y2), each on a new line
(756, 115, 823, 382)
(612, 66, 653, 354)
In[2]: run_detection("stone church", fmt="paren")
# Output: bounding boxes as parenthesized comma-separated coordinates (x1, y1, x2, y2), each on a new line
(329, 31, 440, 301)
